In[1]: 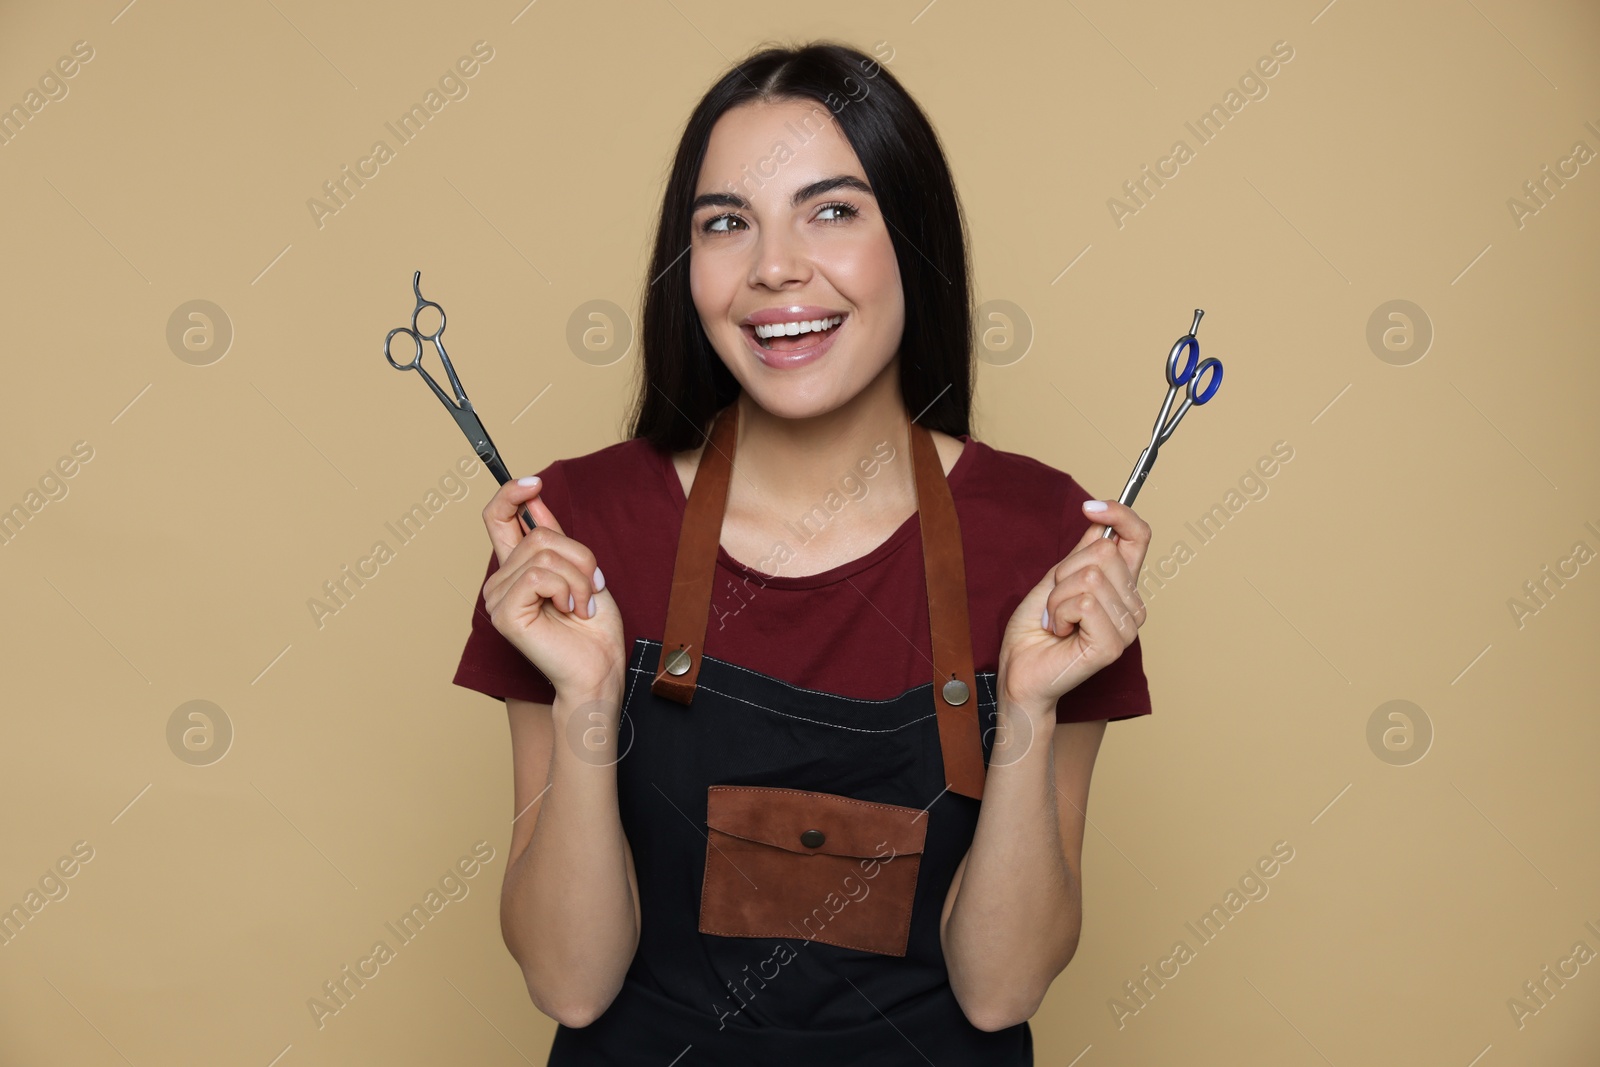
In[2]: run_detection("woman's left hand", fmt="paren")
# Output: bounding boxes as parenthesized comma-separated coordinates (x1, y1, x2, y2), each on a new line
(996, 499, 1152, 723)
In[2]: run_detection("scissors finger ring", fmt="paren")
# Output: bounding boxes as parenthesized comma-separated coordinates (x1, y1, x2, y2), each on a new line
(1099, 308, 1225, 540)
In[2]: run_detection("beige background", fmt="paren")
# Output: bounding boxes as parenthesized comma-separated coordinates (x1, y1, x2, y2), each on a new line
(3, 0, 1597, 1063)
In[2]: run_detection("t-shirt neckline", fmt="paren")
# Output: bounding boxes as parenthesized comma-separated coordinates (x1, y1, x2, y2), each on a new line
(657, 430, 977, 590)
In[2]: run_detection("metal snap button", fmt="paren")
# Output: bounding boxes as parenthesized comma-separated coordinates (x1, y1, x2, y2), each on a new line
(799, 828, 826, 848)
(942, 677, 970, 706)
(664, 648, 693, 676)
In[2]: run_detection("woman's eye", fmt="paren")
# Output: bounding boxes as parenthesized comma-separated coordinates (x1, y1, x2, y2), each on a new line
(698, 202, 859, 235)
(701, 213, 746, 235)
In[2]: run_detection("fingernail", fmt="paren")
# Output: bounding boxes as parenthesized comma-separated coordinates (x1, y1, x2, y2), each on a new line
(517, 476, 540, 487)
(587, 594, 597, 617)
(593, 566, 605, 592)
(1042, 607, 1051, 631)
(567, 593, 575, 612)
(1083, 499, 1108, 512)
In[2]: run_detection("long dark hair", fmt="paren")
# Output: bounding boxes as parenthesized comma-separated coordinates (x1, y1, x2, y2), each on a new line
(625, 40, 975, 453)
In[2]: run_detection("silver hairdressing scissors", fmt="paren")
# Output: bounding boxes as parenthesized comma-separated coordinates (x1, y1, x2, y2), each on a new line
(1100, 309, 1223, 540)
(384, 271, 536, 533)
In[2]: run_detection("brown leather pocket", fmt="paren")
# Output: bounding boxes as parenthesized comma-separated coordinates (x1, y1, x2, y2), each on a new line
(698, 785, 928, 957)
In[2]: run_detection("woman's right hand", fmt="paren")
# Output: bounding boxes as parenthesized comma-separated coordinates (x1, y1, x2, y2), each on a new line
(480, 476, 625, 702)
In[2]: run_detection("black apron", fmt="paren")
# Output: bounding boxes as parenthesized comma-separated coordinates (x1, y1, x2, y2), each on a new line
(548, 402, 1032, 1065)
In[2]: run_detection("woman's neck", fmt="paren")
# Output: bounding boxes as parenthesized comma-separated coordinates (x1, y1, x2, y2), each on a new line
(730, 370, 912, 514)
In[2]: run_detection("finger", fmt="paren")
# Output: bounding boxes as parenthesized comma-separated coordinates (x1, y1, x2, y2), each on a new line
(1042, 589, 1124, 692)
(1043, 556, 1144, 640)
(514, 545, 600, 619)
(1054, 535, 1140, 602)
(1076, 498, 1152, 579)
(1075, 498, 1150, 551)
(490, 520, 603, 599)
(486, 542, 603, 628)
(484, 476, 564, 568)
(1043, 573, 1119, 641)
(1044, 536, 1141, 623)
(1087, 537, 1143, 614)
(486, 558, 569, 629)
(485, 550, 596, 625)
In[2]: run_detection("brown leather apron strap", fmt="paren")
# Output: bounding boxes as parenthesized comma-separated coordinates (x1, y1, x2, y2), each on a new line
(652, 401, 986, 800)
(909, 415, 986, 800)
(650, 402, 740, 705)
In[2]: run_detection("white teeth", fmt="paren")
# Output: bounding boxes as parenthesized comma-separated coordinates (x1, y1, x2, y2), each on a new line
(753, 314, 842, 339)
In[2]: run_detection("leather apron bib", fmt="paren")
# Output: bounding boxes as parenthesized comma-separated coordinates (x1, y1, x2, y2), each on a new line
(548, 402, 1033, 1065)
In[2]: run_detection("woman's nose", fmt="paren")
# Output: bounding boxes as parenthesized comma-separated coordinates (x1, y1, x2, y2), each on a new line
(748, 228, 810, 288)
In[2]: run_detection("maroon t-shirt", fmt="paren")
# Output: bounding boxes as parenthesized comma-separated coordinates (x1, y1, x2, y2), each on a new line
(452, 432, 1152, 724)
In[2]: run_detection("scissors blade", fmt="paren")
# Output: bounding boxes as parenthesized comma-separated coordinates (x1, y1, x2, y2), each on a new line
(451, 405, 514, 483)
(1098, 446, 1156, 540)
(1118, 446, 1156, 507)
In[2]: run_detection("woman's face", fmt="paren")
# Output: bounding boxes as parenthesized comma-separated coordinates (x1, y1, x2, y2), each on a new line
(689, 97, 904, 421)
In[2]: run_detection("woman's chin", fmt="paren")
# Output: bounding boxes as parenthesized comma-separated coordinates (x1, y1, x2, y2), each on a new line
(734, 381, 848, 423)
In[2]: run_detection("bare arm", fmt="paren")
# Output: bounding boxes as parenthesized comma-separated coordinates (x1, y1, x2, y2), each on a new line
(939, 715, 1106, 1030)
(477, 475, 636, 1027)
(942, 498, 1148, 1028)
(500, 692, 640, 1028)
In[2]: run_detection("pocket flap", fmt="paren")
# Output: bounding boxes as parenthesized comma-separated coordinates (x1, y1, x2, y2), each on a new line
(705, 785, 928, 859)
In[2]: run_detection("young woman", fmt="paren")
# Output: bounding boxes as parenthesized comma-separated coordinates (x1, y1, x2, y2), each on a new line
(452, 41, 1152, 1065)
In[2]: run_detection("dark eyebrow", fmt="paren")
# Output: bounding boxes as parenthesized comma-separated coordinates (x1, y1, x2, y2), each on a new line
(690, 174, 875, 215)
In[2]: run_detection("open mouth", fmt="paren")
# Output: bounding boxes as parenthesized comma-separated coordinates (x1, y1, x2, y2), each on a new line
(742, 313, 847, 352)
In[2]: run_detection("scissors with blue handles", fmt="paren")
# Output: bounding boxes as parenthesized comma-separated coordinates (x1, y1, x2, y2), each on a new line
(1099, 308, 1223, 540)
(384, 270, 536, 533)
